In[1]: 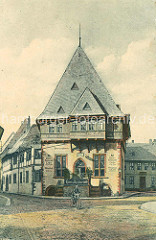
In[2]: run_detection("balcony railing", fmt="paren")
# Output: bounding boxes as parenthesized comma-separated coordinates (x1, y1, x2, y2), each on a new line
(41, 130, 123, 141)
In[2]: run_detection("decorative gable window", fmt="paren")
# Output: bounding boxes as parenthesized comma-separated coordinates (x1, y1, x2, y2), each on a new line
(57, 106, 65, 114)
(71, 82, 79, 90)
(55, 155, 67, 177)
(83, 102, 91, 111)
(94, 154, 105, 177)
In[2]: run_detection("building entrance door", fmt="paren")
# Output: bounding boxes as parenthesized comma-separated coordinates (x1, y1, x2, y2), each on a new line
(140, 176, 146, 190)
(74, 159, 86, 179)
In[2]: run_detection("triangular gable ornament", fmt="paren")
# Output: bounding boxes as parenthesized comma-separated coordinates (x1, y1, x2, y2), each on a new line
(71, 82, 79, 90)
(83, 102, 91, 110)
(57, 106, 65, 113)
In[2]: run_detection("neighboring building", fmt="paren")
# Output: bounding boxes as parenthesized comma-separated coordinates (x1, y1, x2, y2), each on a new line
(0, 126, 4, 141)
(37, 40, 130, 196)
(0, 126, 4, 188)
(1, 117, 42, 195)
(125, 140, 156, 191)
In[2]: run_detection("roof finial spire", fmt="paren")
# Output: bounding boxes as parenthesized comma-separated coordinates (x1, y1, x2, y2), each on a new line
(79, 24, 81, 47)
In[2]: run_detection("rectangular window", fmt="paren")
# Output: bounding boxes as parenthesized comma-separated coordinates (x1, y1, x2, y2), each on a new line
(55, 155, 67, 177)
(144, 163, 148, 170)
(20, 153, 24, 163)
(34, 170, 41, 182)
(9, 175, 11, 184)
(34, 149, 41, 159)
(107, 121, 114, 138)
(151, 163, 156, 170)
(151, 177, 155, 186)
(57, 125, 62, 133)
(20, 172, 22, 183)
(137, 163, 142, 170)
(125, 163, 127, 171)
(89, 122, 96, 131)
(26, 149, 31, 161)
(72, 123, 78, 131)
(129, 162, 134, 170)
(129, 176, 134, 185)
(80, 122, 86, 131)
(49, 124, 55, 133)
(94, 154, 105, 177)
(26, 171, 29, 183)
(13, 174, 16, 184)
(13, 155, 17, 165)
(97, 121, 104, 131)
(3, 176, 5, 184)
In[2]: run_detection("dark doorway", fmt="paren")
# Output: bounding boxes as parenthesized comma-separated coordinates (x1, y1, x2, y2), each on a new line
(140, 176, 146, 191)
(5, 175, 9, 191)
(74, 159, 86, 179)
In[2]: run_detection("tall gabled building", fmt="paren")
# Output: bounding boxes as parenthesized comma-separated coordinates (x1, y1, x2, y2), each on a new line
(37, 41, 130, 196)
(1, 118, 41, 195)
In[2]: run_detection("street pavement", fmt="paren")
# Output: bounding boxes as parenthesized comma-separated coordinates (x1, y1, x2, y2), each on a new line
(141, 201, 156, 213)
(0, 193, 155, 239)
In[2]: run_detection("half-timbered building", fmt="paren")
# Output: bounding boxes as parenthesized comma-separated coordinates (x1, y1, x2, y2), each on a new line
(37, 40, 130, 197)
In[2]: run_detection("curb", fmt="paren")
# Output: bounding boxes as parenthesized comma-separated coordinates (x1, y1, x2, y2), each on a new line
(0, 194, 11, 206)
(2, 191, 156, 201)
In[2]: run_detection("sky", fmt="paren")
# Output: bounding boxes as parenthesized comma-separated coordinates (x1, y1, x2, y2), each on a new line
(0, 0, 156, 143)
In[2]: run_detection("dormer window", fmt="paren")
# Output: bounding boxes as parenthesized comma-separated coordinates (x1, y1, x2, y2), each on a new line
(57, 106, 65, 114)
(83, 102, 91, 110)
(71, 82, 79, 90)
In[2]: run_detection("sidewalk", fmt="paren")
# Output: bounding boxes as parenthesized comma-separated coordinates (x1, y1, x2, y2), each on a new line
(141, 201, 156, 214)
(3, 191, 155, 200)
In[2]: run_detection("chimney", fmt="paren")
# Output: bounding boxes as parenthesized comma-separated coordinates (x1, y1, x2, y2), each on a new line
(149, 139, 153, 144)
(27, 116, 31, 130)
(116, 104, 121, 110)
(132, 140, 134, 143)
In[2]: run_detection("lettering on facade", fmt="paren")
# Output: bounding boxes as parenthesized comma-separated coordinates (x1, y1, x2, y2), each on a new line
(108, 155, 117, 172)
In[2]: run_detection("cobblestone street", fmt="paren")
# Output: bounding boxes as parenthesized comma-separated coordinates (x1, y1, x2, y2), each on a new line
(0, 193, 155, 239)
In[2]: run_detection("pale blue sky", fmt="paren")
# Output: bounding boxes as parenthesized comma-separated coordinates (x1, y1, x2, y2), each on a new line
(0, 0, 156, 142)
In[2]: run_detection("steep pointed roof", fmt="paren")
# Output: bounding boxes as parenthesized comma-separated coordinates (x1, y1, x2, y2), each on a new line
(71, 87, 106, 115)
(37, 46, 123, 120)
